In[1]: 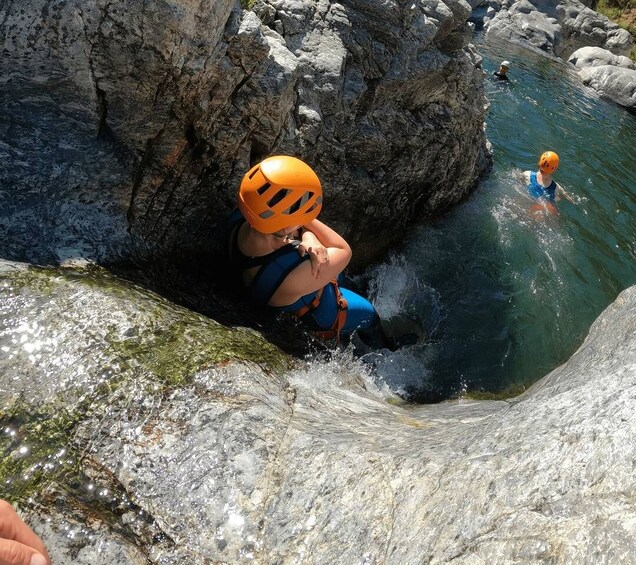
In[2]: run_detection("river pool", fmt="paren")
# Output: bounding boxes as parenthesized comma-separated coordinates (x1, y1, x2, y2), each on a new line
(366, 35, 636, 400)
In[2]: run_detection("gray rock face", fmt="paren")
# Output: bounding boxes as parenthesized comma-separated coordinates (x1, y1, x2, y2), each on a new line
(486, 0, 563, 54)
(2, 262, 635, 563)
(485, 0, 634, 59)
(0, 0, 491, 268)
(556, 0, 634, 58)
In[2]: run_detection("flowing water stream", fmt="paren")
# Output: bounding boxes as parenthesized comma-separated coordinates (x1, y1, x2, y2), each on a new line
(365, 35, 636, 400)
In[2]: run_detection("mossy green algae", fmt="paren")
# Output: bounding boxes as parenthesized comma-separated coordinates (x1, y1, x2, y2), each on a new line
(0, 398, 82, 504)
(3, 264, 291, 387)
(460, 383, 527, 401)
(0, 263, 293, 504)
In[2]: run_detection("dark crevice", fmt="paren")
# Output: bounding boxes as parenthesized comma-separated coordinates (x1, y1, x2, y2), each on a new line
(149, 171, 183, 242)
(95, 86, 112, 139)
(355, 77, 379, 118)
(184, 122, 206, 160)
(79, 6, 113, 138)
(152, 69, 173, 108)
(127, 134, 160, 229)
(249, 139, 270, 167)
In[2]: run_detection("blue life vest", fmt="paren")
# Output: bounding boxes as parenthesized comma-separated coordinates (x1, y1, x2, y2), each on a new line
(227, 210, 315, 306)
(528, 171, 556, 202)
(227, 210, 362, 338)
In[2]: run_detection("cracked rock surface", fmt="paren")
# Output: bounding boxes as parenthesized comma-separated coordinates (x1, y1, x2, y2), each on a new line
(1, 0, 490, 269)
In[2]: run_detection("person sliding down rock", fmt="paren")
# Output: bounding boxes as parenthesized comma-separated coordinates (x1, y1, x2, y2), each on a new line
(226, 155, 386, 345)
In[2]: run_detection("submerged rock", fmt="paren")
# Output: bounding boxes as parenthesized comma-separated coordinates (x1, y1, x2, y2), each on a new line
(1, 262, 635, 562)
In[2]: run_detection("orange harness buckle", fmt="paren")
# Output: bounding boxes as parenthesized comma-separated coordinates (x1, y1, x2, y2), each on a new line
(295, 281, 348, 343)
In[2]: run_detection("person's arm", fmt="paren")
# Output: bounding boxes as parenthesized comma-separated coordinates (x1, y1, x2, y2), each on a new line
(269, 219, 352, 306)
(555, 183, 575, 203)
(0, 500, 51, 565)
(297, 230, 329, 278)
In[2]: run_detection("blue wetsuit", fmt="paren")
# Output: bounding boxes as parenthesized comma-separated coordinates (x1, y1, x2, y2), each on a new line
(528, 171, 556, 202)
(274, 278, 378, 334)
(227, 211, 377, 335)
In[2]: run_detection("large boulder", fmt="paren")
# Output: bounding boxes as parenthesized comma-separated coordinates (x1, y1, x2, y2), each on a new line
(0, 0, 491, 269)
(485, 0, 563, 54)
(569, 45, 636, 69)
(556, 0, 634, 58)
(567, 46, 636, 110)
(579, 64, 636, 109)
(2, 261, 635, 563)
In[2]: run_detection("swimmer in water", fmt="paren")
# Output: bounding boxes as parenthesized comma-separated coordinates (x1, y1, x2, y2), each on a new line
(524, 151, 575, 207)
(493, 60, 510, 81)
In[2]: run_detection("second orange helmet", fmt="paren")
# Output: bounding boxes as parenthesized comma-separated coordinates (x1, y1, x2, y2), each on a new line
(538, 151, 559, 174)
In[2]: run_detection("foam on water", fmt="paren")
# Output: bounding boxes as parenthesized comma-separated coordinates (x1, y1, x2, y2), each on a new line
(368, 255, 441, 340)
(368, 257, 418, 321)
(356, 345, 435, 400)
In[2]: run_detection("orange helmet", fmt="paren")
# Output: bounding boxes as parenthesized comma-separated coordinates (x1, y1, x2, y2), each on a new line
(238, 156, 323, 233)
(538, 151, 559, 174)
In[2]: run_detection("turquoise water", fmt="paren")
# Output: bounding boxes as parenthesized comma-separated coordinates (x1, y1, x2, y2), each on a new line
(368, 36, 636, 400)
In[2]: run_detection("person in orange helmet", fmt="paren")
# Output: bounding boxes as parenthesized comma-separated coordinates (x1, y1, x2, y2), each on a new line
(226, 155, 379, 341)
(524, 151, 575, 207)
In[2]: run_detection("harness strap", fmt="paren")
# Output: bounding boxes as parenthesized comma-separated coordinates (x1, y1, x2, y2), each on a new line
(227, 211, 349, 341)
(294, 280, 349, 343)
(294, 287, 324, 318)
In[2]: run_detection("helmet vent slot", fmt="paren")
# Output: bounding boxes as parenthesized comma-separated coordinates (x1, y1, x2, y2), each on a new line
(248, 167, 260, 180)
(285, 199, 302, 215)
(283, 191, 314, 215)
(305, 198, 321, 214)
(257, 182, 271, 195)
(267, 188, 291, 207)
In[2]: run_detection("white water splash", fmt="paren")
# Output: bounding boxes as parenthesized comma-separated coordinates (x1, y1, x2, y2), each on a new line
(368, 255, 441, 341)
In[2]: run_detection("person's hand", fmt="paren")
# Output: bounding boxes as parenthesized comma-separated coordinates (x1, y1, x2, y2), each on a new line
(0, 500, 50, 565)
(556, 184, 576, 204)
(298, 231, 330, 279)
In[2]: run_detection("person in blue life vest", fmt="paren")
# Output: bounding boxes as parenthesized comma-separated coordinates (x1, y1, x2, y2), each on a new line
(226, 155, 380, 342)
(524, 151, 575, 207)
